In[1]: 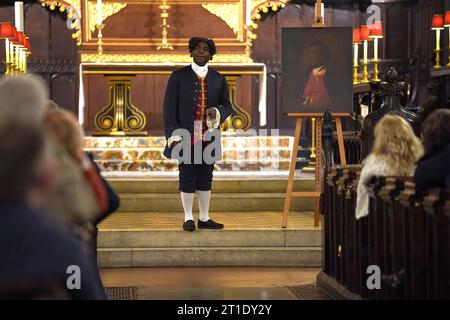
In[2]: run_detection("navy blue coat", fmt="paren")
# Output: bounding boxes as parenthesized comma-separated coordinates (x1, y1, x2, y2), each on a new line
(163, 65, 232, 159)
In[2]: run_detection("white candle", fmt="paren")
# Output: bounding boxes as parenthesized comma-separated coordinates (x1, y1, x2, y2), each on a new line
(321, 3, 324, 21)
(374, 38, 378, 61)
(5, 39, 10, 64)
(97, 0, 102, 25)
(363, 40, 368, 63)
(436, 29, 441, 51)
(9, 41, 14, 65)
(354, 43, 358, 66)
(14, 2, 24, 32)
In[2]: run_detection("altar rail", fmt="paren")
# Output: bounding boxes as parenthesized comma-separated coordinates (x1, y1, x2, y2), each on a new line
(318, 165, 450, 299)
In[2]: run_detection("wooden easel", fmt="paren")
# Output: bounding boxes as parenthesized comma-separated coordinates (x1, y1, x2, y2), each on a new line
(282, 113, 349, 228)
(282, 0, 349, 228)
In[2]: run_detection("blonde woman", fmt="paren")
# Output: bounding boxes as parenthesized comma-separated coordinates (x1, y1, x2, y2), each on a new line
(355, 114, 424, 219)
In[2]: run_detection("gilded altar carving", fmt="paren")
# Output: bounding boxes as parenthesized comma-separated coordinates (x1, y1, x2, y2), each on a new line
(201, 3, 241, 36)
(87, 1, 127, 34)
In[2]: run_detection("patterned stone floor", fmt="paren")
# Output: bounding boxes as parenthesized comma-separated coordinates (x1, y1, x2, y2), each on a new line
(101, 267, 328, 300)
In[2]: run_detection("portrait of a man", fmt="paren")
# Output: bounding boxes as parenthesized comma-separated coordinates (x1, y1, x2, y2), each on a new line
(282, 27, 353, 114)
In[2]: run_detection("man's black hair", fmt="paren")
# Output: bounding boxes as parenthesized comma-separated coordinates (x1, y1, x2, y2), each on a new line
(308, 40, 330, 64)
(188, 37, 217, 59)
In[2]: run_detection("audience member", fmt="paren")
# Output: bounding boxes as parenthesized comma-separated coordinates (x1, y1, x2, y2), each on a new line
(0, 122, 106, 299)
(356, 114, 424, 219)
(0, 75, 48, 126)
(414, 109, 450, 188)
(44, 108, 120, 248)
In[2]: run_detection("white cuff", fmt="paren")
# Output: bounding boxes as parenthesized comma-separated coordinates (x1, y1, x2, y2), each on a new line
(206, 107, 221, 130)
(168, 135, 182, 147)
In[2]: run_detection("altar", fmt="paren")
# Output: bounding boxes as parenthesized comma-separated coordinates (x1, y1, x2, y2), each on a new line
(78, 62, 267, 135)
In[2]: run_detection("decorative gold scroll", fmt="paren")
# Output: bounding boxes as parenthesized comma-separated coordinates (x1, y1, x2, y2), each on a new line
(202, 3, 241, 35)
(87, 1, 127, 34)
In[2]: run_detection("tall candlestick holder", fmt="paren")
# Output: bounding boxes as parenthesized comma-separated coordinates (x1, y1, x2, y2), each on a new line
(362, 61, 369, 83)
(4, 40, 11, 77)
(353, 64, 359, 84)
(432, 23, 444, 68)
(157, 0, 173, 50)
(434, 47, 442, 68)
(96, 23, 105, 61)
(372, 60, 380, 82)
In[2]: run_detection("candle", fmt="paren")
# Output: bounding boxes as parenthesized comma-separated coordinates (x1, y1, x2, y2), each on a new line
(363, 40, 368, 63)
(354, 43, 358, 66)
(5, 39, 10, 64)
(374, 38, 378, 61)
(436, 29, 441, 51)
(14, 2, 24, 32)
(322, 3, 324, 21)
(97, 0, 102, 25)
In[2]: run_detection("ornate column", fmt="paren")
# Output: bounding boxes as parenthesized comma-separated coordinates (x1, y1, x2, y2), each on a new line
(221, 75, 251, 130)
(94, 75, 147, 136)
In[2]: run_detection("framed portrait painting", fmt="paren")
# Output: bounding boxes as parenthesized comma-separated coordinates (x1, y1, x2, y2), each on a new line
(282, 27, 353, 114)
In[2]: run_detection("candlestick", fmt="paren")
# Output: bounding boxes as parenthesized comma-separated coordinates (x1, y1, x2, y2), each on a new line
(372, 37, 380, 82)
(96, 23, 105, 60)
(313, 0, 324, 25)
(434, 29, 442, 68)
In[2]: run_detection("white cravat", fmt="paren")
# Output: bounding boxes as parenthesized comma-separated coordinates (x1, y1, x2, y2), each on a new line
(191, 62, 208, 78)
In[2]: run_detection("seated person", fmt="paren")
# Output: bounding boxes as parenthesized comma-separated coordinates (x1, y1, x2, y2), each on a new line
(355, 114, 424, 219)
(414, 109, 450, 189)
(43, 108, 120, 246)
(0, 122, 106, 300)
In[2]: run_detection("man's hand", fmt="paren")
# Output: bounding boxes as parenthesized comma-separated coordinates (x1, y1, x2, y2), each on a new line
(206, 108, 217, 119)
(170, 140, 181, 148)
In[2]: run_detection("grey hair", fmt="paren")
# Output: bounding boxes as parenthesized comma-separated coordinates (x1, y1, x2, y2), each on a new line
(0, 75, 49, 126)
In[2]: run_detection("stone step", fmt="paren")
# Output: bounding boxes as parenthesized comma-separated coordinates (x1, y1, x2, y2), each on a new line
(116, 193, 314, 212)
(98, 228, 321, 248)
(97, 247, 322, 267)
(107, 178, 315, 194)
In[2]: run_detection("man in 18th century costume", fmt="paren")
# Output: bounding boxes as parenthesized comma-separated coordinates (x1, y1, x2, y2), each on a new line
(163, 37, 232, 231)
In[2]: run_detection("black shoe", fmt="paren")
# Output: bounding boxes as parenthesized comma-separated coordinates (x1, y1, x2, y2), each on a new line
(197, 219, 224, 230)
(183, 220, 196, 232)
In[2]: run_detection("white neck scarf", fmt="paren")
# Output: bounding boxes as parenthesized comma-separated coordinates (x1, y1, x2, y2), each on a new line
(191, 61, 208, 79)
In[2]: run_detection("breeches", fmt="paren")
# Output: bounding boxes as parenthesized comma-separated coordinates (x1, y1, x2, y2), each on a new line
(179, 162, 214, 193)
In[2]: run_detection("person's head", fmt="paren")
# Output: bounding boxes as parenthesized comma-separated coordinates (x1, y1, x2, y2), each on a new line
(44, 109, 84, 163)
(0, 122, 55, 206)
(0, 75, 49, 126)
(188, 37, 216, 66)
(421, 109, 450, 155)
(305, 41, 330, 68)
(372, 114, 424, 175)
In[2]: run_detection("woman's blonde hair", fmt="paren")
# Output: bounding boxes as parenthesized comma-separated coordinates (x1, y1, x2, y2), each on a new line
(371, 114, 424, 175)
